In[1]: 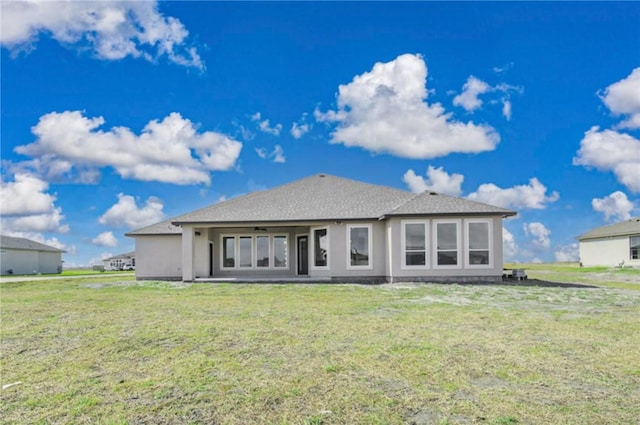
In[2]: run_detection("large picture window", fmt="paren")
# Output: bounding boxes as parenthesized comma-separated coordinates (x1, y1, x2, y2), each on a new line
(313, 228, 328, 268)
(631, 236, 640, 260)
(221, 234, 288, 269)
(466, 220, 492, 267)
(348, 224, 372, 269)
(402, 221, 428, 268)
(434, 220, 460, 268)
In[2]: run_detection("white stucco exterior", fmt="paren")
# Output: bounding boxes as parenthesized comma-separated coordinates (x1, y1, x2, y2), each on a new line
(579, 236, 640, 267)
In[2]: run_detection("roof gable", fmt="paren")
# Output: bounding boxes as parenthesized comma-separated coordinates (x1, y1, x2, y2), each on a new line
(386, 191, 516, 217)
(578, 217, 640, 240)
(0, 235, 66, 253)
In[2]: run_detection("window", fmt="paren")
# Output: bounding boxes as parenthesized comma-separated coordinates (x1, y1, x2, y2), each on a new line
(239, 236, 252, 268)
(313, 228, 328, 268)
(256, 236, 270, 267)
(348, 224, 372, 269)
(434, 220, 460, 267)
(222, 236, 236, 268)
(403, 221, 428, 268)
(221, 234, 288, 269)
(274, 235, 288, 268)
(631, 236, 640, 260)
(467, 220, 492, 267)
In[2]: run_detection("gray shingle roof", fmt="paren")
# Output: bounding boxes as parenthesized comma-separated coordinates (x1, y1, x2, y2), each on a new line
(386, 190, 516, 217)
(0, 235, 66, 252)
(103, 251, 135, 261)
(577, 217, 640, 241)
(125, 219, 182, 236)
(128, 174, 517, 235)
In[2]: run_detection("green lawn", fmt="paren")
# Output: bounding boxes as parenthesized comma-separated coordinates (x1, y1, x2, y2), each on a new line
(1, 272, 639, 424)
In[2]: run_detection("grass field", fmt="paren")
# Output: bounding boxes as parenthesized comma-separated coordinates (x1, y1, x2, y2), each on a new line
(1, 267, 639, 424)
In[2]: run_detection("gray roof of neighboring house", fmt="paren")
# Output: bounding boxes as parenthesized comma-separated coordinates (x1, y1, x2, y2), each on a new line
(0, 235, 66, 253)
(128, 174, 516, 236)
(577, 217, 640, 241)
(103, 251, 135, 261)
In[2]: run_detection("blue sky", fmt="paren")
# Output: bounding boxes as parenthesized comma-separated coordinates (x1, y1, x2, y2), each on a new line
(1, 1, 639, 267)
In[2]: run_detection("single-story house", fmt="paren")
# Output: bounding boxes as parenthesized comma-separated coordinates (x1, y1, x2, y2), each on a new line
(102, 252, 135, 271)
(577, 217, 640, 267)
(0, 235, 65, 275)
(126, 174, 516, 283)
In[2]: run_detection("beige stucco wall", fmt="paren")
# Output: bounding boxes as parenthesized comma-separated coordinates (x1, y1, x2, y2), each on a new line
(1, 249, 62, 275)
(579, 236, 640, 267)
(134, 235, 182, 279)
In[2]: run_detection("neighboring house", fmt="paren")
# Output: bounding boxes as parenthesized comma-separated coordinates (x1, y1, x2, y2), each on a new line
(0, 235, 65, 275)
(126, 174, 516, 283)
(577, 217, 640, 267)
(102, 252, 136, 271)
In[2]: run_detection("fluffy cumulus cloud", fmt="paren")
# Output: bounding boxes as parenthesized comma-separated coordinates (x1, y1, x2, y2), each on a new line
(255, 145, 285, 163)
(467, 178, 559, 210)
(0, 173, 69, 234)
(592, 191, 635, 222)
(555, 243, 579, 263)
(502, 227, 518, 259)
(14, 111, 242, 186)
(92, 231, 118, 248)
(0, 0, 203, 69)
(600, 67, 640, 130)
(523, 222, 551, 249)
(403, 166, 464, 196)
(251, 112, 282, 136)
(315, 54, 500, 159)
(453, 76, 491, 112)
(98, 193, 164, 229)
(573, 127, 640, 192)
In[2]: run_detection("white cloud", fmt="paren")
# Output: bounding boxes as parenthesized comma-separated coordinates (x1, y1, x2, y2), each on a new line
(502, 227, 518, 259)
(592, 191, 635, 222)
(453, 76, 490, 112)
(98, 193, 164, 229)
(523, 222, 551, 249)
(92, 231, 118, 248)
(272, 145, 286, 163)
(0, 173, 56, 216)
(0, 173, 69, 235)
(573, 126, 640, 192)
(255, 145, 285, 163)
(315, 53, 500, 159)
(600, 67, 640, 130)
(291, 122, 310, 139)
(555, 243, 579, 263)
(251, 112, 282, 136)
(403, 166, 464, 196)
(502, 100, 512, 121)
(0, 0, 203, 69)
(467, 178, 559, 210)
(14, 111, 242, 186)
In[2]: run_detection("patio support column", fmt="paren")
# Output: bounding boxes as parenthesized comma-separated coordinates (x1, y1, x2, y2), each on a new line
(182, 226, 195, 281)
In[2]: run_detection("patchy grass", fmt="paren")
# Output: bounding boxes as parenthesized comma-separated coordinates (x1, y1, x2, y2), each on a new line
(504, 262, 640, 290)
(1, 275, 639, 424)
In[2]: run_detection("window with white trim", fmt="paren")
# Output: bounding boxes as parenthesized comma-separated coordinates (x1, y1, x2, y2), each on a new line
(256, 235, 270, 267)
(402, 220, 428, 268)
(312, 228, 329, 268)
(466, 220, 492, 267)
(347, 224, 372, 269)
(274, 235, 288, 268)
(434, 220, 460, 267)
(631, 236, 640, 260)
(220, 234, 288, 269)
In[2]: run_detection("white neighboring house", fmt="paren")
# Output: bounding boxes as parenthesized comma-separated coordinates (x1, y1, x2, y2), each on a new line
(0, 235, 65, 275)
(127, 174, 517, 282)
(102, 252, 135, 271)
(577, 217, 640, 267)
